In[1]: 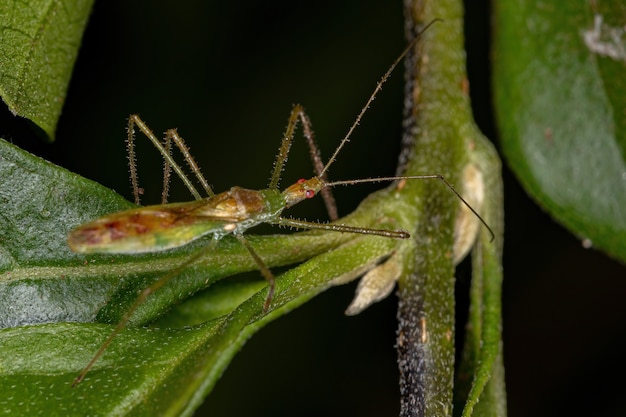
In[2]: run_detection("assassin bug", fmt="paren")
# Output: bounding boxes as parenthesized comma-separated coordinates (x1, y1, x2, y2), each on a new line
(68, 20, 492, 385)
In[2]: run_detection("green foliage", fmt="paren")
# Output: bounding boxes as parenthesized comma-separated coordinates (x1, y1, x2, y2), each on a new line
(493, 0, 626, 261)
(0, 0, 94, 139)
(0, 0, 570, 416)
(0, 138, 403, 415)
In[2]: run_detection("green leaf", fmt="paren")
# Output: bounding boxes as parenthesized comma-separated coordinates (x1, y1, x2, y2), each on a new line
(0, 138, 405, 415)
(493, 0, 626, 261)
(0, 0, 94, 140)
(0, 2, 509, 414)
(0, 138, 131, 327)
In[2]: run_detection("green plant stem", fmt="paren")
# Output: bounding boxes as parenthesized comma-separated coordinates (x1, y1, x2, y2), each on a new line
(397, 0, 505, 416)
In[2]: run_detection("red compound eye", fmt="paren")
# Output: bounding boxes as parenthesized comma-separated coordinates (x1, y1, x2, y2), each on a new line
(305, 189, 316, 198)
(297, 178, 306, 184)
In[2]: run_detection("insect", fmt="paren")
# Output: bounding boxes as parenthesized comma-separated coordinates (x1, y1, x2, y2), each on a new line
(68, 20, 492, 386)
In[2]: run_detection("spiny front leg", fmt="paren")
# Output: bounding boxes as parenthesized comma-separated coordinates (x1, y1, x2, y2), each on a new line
(268, 105, 339, 221)
(296, 107, 339, 221)
(275, 217, 410, 239)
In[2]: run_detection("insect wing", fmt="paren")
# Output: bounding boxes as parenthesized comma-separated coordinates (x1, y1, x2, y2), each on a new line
(67, 199, 231, 254)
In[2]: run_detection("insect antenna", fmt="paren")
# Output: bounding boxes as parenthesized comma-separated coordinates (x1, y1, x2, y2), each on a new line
(325, 175, 495, 241)
(318, 19, 441, 179)
(310, 19, 493, 241)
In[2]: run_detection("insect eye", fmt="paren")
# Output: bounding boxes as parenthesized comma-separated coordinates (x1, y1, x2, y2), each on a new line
(297, 178, 306, 184)
(305, 189, 316, 198)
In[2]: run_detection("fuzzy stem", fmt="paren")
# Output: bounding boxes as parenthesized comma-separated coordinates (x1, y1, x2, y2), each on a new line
(397, 0, 478, 416)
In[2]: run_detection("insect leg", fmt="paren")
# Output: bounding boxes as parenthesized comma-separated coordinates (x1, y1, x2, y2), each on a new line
(127, 115, 203, 202)
(161, 131, 173, 204)
(72, 244, 212, 386)
(268, 105, 301, 191)
(268, 105, 339, 220)
(164, 129, 215, 198)
(297, 108, 339, 221)
(126, 116, 142, 204)
(233, 233, 275, 312)
(275, 217, 410, 239)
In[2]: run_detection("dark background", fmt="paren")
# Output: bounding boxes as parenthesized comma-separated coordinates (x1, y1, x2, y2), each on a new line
(3, 1, 626, 416)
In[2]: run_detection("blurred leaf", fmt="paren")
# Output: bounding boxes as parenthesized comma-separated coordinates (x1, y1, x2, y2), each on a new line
(0, 0, 94, 140)
(493, 1, 626, 262)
